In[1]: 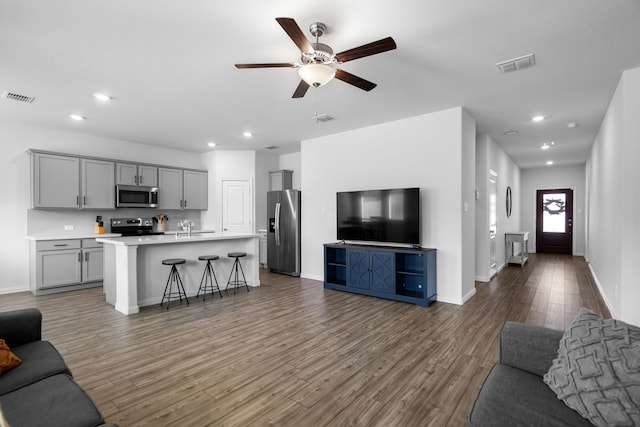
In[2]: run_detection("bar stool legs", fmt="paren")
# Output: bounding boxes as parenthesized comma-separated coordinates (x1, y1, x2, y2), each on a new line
(161, 258, 189, 309)
(196, 255, 223, 301)
(225, 252, 249, 294)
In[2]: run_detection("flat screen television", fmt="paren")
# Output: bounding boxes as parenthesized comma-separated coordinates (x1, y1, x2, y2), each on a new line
(336, 187, 420, 245)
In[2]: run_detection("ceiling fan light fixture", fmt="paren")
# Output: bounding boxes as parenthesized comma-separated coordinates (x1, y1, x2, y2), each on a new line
(298, 63, 335, 87)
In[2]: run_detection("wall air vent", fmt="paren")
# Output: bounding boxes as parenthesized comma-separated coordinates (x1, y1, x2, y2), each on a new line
(312, 114, 334, 123)
(496, 53, 535, 74)
(2, 90, 36, 103)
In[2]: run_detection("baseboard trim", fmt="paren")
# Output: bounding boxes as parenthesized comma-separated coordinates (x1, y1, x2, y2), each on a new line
(0, 285, 30, 295)
(588, 264, 616, 318)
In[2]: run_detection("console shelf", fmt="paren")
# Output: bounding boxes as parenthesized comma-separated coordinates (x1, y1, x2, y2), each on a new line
(324, 243, 437, 307)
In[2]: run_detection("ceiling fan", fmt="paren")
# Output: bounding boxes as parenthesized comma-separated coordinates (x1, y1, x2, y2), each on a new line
(235, 17, 397, 98)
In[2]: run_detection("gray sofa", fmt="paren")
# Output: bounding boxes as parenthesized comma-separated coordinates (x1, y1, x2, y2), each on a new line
(0, 308, 117, 427)
(467, 321, 592, 426)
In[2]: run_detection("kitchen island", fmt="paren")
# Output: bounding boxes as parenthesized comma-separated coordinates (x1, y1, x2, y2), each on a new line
(97, 233, 260, 315)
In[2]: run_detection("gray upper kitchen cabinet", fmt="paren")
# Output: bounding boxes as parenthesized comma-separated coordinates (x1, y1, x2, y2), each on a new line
(183, 170, 208, 210)
(158, 168, 207, 210)
(32, 153, 80, 208)
(81, 158, 115, 209)
(31, 152, 114, 209)
(116, 163, 158, 187)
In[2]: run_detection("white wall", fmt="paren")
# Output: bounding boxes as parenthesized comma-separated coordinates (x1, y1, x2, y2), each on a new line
(587, 67, 640, 325)
(279, 152, 302, 190)
(475, 134, 521, 282)
(300, 107, 475, 305)
(0, 123, 204, 293)
(255, 151, 279, 231)
(521, 164, 586, 255)
(200, 150, 256, 233)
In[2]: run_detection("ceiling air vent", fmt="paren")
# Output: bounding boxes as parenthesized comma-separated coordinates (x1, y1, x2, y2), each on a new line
(2, 90, 36, 103)
(312, 114, 334, 123)
(263, 145, 279, 150)
(495, 53, 535, 74)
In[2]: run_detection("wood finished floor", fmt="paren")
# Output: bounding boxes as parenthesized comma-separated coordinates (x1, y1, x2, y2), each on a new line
(1, 253, 610, 426)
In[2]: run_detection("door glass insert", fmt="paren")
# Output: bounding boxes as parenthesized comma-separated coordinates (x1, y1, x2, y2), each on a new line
(542, 193, 566, 232)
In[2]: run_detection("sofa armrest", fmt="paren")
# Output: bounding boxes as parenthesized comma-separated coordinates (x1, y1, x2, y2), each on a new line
(0, 308, 42, 348)
(499, 321, 564, 377)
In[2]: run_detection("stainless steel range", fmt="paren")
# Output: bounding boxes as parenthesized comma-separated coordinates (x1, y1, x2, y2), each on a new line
(110, 217, 164, 236)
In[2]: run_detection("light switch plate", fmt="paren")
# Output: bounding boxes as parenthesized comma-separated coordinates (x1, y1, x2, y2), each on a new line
(64, 225, 74, 231)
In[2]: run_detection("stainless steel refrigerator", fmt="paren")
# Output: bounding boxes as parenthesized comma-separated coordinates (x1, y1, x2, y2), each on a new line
(267, 190, 301, 276)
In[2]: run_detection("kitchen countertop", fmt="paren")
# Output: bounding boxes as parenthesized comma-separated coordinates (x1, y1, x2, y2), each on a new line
(26, 232, 121, 241)
(97, 233, 259, 246)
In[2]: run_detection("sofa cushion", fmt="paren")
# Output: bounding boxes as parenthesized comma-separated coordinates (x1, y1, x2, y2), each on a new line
(544, 308, 640, 426)
(0, 339, 22, 375)
(0, 341, 71, 396)
(468, 364, 592, 426)
(0, 374, 104, 427)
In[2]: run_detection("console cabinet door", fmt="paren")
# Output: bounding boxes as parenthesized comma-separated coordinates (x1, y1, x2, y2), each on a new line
(38, 249, 82, 289)
(183, 170, 208, 210)
(347, 249, 370, 289)
(81, 159, 115, 209)
(32, 153, 79, 208)
(370, 251, 395, 294)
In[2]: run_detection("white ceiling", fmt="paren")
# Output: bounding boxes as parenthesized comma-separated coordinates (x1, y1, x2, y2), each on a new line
(1, 1, 639, 169)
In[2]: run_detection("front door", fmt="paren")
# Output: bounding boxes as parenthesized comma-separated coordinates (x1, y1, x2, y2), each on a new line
(536, 189, 573, 254)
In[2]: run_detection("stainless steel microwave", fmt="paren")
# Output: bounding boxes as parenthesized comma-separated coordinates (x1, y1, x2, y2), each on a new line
(116, 185, 159, 208)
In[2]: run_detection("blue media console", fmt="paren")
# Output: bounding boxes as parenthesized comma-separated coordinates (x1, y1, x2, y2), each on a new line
(323, 243, 437, 307)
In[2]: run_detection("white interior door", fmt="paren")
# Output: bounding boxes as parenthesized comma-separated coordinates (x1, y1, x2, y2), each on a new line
(489, 170, 498, 277)
(222, 179, 252, 235)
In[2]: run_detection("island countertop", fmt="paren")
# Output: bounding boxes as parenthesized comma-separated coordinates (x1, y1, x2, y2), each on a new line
(97, 233, 259, 246)
(101, 232, 260, 315)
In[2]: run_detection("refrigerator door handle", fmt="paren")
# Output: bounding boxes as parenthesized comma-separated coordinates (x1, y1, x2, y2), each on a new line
(275, 202, 281, 246)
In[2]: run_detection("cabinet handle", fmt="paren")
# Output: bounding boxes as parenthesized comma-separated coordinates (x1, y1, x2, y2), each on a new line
(76, 195, 79, 206)
(134, 175, 138, 184)
(85, 252, 89, 261)
(139, 175, 143, 184)
(54, 244, 68, 247)
(83, 196, 87, 205)
(77, 252, 82, 262)
(184, 199, 187, 208)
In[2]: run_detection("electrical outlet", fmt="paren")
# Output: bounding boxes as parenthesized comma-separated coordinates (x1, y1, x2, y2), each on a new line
(64, 225, 74, 231)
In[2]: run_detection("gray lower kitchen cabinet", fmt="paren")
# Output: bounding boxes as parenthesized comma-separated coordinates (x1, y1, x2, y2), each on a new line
(116, 162, 158, 187)
(158, 167, 207, 210)
(30, 239, 104, 295)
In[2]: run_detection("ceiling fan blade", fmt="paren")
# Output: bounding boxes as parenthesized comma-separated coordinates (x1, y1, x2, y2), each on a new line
(276, 17, 314, 55)
(335, 69, 377, 92)
(235, 63, 295, 69)
(335, 37, 397, 63)
(292, 80, 310, 98)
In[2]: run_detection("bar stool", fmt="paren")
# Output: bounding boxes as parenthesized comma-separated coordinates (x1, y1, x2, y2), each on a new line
(196, 255, 223, 301)
(161, 258, 189, 309)
(225, 252, 249, 294)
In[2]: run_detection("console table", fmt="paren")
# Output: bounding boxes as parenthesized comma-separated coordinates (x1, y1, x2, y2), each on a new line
(505, 232, 529, 267)
(324, 243, 437, 307)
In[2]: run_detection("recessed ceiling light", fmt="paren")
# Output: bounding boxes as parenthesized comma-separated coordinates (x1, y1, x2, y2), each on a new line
(541, 141, 555, 150)
(93, 93, 111, 101)
(69, 114, 86, 121)
(532, 115, 545, 122)
(546, 161, 554, 166)
(503, 130, 519, 137)
(242, 131, 253, 138)
(207, 141, 216, 147)
(567, 121, 577, 128)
